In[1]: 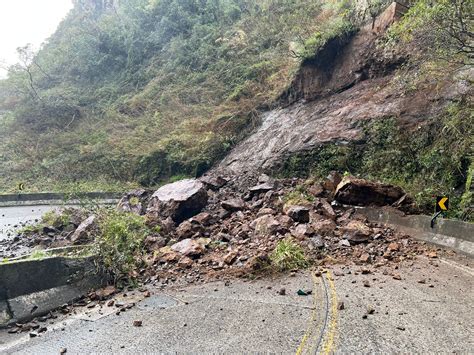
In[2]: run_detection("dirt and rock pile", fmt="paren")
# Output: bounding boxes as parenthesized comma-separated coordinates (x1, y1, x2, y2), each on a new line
(116, 173, 431, 286)
(2, 173, 433, 288)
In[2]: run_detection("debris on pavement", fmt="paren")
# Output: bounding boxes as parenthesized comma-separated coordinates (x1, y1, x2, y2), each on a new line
(296, 289, 312, 296)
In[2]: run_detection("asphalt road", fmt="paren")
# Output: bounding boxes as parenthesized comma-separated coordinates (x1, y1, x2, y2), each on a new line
(0, 205, 68, 241)
(1, 254, 472, 354)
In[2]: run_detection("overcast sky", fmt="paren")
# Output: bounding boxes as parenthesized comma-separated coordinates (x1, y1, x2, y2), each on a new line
(0, 0, 73, 79)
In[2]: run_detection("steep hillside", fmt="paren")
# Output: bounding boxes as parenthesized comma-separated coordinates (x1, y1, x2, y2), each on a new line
(0, 0, 472, 218)
(0, 0, 355, 191)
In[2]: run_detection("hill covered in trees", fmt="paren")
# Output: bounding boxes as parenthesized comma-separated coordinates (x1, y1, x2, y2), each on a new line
(0, 0, 357, 191)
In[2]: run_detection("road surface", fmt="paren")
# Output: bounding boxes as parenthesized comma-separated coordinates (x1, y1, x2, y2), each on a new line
(0, 205, 70, 241)
(1, 254, 472, 354)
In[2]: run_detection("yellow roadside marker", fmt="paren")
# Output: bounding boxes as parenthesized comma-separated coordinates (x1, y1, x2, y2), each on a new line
(437, 196, 449, 211)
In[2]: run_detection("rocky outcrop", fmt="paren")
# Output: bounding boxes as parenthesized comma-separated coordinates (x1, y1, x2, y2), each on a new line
(147, 179, 208, 224)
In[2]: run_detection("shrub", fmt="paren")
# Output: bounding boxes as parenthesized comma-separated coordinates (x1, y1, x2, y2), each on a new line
(271, 238, 309, 271)
(95, 209, 150, 282)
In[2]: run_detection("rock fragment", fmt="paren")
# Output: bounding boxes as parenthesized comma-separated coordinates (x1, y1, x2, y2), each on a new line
(221, 198, 246, 212)
(71, 215, 97, 245)
(342, 220, 372, 242)
(285, 206, 310, 223)
(171, 238, 208, 258)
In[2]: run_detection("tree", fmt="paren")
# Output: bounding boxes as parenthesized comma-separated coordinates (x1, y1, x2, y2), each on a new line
(389, 0, 474, 65)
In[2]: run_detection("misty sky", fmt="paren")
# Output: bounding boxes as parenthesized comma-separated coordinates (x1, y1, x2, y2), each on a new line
(0, 0, 73, 78)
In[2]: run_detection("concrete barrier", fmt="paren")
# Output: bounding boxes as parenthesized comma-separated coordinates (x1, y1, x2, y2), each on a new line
(0, 192, 121, 207)
(360, 207, 474, 256)
(0, 255, 108, 327)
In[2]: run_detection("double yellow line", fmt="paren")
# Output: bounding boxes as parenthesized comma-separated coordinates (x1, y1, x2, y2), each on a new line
(296, 270, 339, 355)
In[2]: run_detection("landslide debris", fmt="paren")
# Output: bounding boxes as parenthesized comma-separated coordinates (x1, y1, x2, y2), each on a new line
(2, 173, 440, 288)
(3, 173, 449, 336)
(111, 173, 437, 286)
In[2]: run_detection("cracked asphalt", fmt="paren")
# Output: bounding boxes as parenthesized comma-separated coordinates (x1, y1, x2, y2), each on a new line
(1, 254, 472, 354)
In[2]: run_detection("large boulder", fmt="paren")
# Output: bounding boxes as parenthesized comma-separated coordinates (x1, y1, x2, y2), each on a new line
(335, 176, 406, 207)
(71, 215, 97, 245)
(117, 189, 153, 215)
(147, 179, 208, 224)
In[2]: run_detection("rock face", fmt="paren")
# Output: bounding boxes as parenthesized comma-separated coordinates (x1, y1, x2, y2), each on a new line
(147, 179, 208, 223)
(335, 176, 406, 207)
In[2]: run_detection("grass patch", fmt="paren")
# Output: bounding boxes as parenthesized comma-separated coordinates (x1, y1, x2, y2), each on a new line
(283, 184, 315, 206)
(270, 238, 309, 271)
(29, 250, 50, 260)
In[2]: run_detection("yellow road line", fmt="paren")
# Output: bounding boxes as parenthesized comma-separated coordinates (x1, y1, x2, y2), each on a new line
(296, 270, 340, 355)
(321, 270, 339, 354)
(296, 272, 320, 355)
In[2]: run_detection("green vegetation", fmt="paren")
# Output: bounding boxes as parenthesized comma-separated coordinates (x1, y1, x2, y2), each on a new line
(95, 209, 152, 282)
(18, 208, 76, 234)
(29, 250, 50, 260)
(0, 0, 356, 191)
(283, 184, 315, 206)
(270, 238, 309, 271)
(293, 0, 356, 59)
(41, 209, 71, 228)
(386, 0, 473, 65)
